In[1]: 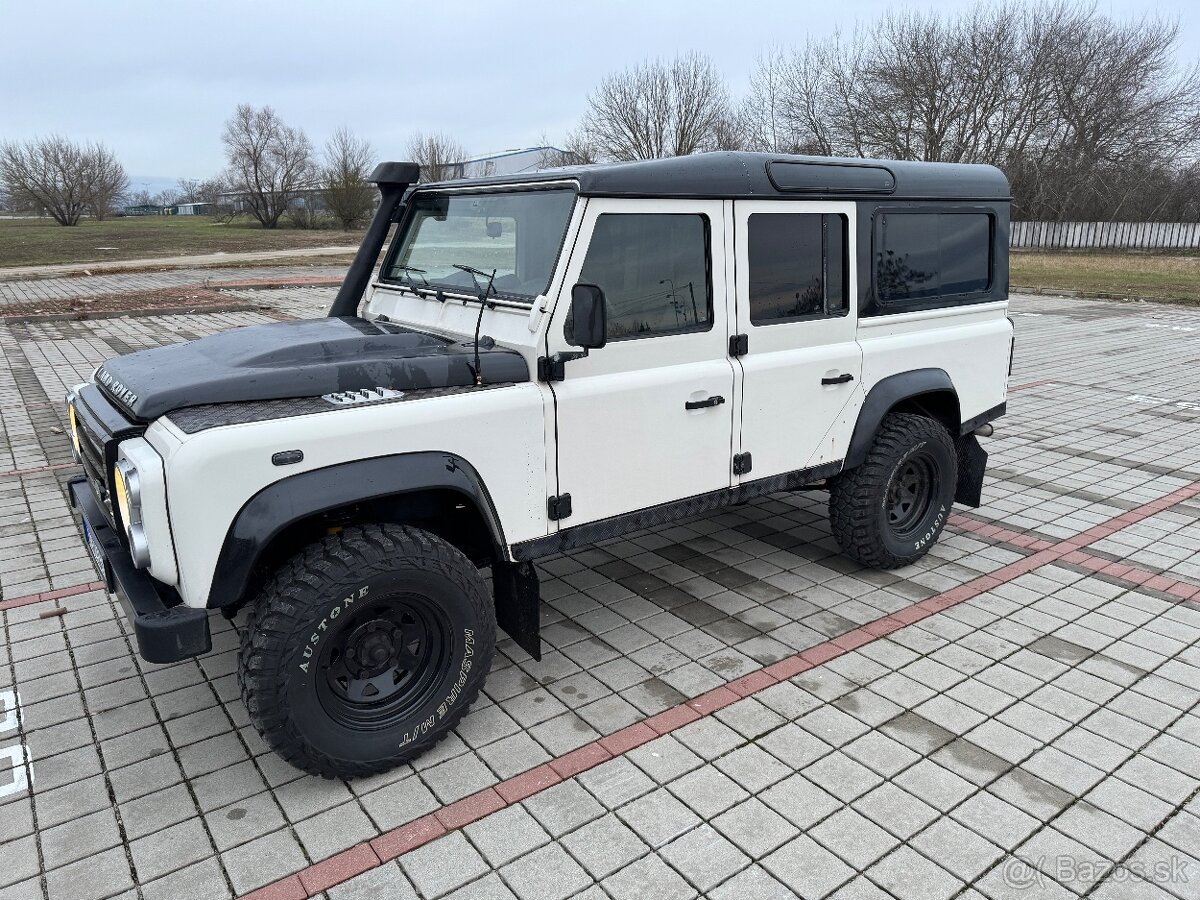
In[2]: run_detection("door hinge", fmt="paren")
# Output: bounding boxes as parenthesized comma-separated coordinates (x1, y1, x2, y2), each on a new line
(537, 350, 589, 382)
(729, 334, 749, 357)
(548, 493, 572, 521)
(733, 452, 753, 476)
(537, 356, 564, 382)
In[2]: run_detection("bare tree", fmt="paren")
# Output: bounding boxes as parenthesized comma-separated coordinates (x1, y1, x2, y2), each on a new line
(576, 52, 739, 161)
(84, 144, 129, 220)
(558, 130, 601, 166)
(321, 127, 376, 229)
(740, 2, 1200, 220)
(530, 131, 590, 170)
(406, 132, 468, 182)
(176, 176, 227, 207)
(0, 136, 129, 226)
(221, 104, 316, 228)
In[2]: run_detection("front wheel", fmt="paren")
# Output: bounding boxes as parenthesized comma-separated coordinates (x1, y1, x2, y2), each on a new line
(239, 523, 496, 778)
(829, 412, 957, 569)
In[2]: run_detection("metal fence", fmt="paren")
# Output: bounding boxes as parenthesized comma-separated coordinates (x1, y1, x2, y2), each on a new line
(1011, 221, 1200, 250)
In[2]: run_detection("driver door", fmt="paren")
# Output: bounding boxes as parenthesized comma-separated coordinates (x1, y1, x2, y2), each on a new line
(544, 199, 735, 527)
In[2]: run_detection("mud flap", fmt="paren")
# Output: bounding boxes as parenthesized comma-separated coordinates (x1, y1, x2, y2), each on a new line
(955, 433, 987, 508)
(491, 560, 542, 660)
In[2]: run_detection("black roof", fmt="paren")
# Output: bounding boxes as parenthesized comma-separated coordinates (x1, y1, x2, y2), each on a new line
(420, 151, 1010, 202)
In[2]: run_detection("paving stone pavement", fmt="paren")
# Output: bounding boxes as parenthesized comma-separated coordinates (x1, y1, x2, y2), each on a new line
(0, 266, 347, 307)
(3, 291, 1200, 900)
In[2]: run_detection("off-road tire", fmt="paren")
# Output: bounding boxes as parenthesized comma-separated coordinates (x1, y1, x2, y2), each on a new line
(829, 413, 957, 569)
(239, 523, 495, 779)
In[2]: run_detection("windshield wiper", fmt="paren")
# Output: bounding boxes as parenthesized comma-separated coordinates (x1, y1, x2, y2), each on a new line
(391, 264, 432, 298)
(452, 264, 498, 386)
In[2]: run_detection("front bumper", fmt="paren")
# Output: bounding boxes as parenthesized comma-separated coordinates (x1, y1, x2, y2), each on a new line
(68, 477, 211, 664)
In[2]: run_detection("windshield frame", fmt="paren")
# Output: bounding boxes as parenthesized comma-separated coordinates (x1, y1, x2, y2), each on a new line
(376, 181, 579, 306)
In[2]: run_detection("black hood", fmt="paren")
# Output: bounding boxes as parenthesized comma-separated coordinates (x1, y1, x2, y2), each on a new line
(94, 317, 529, 421)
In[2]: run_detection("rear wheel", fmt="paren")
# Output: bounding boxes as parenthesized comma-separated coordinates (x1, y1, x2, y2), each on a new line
(829, 413, 957, 569)
(239, 523, 495, 778)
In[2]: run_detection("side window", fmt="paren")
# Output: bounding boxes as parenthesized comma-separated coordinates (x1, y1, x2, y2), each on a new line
(570, 213, 711, 342)
(748, 213, 848, 324)
(876, 212, 991, 304)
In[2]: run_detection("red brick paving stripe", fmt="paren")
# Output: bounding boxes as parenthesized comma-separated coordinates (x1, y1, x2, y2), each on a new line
(1168, 582, 1200, 601)
(369, 813, 446, 863)
(949, 513, 1056, 551)
(831, 627, 877, 652)
(0, 580, 106, 612)
(598, 721, 658, 756)
(0, 461, 80, 479)
(762, 655, 813, 681)
(800, 642, 845, 666)
(297, 844, 380, 895)
(435, 788, 506, 830)
(241, 876, 306, 900)
(549, 742, 612, 779)
(1008, 379, 1055, 391)
(686, 685, 741, 715)
(239, 480, 1200, 898)
(1057, 548, 1200, 606)
(726, 669, 779, 698)
(891, 605, 932, 625)
(644, 703, 703, 735)
(1073, 482, 1200, 544)
(495, 764, 562, 804)
(212, 276, 343, 290)
(863, 616, 905, 637)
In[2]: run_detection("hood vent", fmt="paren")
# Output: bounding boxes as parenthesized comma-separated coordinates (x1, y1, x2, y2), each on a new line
(322, 387, 406, 406)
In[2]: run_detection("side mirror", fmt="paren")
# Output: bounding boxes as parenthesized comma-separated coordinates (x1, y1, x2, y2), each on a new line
(569, 283, 607, 349)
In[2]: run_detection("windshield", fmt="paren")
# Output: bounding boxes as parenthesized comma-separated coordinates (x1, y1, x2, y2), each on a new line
(384, 188, 576, 301)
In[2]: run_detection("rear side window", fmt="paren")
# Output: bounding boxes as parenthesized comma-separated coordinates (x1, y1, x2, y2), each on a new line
(747, 213, 848, 324)
(574, 213, 711, 341)
(875, 212, 991, 304)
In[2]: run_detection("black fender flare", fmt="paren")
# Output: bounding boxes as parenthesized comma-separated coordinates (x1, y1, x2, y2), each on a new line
(206, 452, 508, 609)
(844, 369, 960, 469)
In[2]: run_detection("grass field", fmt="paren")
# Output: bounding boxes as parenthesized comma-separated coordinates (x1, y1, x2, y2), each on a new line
(1011, 250, 1200, 303)
(0, 216, 362, 268)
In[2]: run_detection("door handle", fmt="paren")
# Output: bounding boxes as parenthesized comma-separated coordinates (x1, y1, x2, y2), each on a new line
(821, 373, 855, 385)
(685, 395, 726, 410)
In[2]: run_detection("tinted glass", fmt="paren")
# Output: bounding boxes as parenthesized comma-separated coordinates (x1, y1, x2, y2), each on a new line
(747, 213, 848, 323)
(574, 213, 711, 341)
(876, 212, 991, 303)
(386, 189, 575, 300)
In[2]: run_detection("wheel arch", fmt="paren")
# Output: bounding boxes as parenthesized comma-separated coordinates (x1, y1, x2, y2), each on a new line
(206, 452, 508, 611)
(844, 369, 960, 470)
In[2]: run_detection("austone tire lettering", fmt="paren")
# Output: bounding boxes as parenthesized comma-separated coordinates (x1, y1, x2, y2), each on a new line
(828, 412, 957, 569)
(238, 523, 496, 779)
(298, 585, 371, 674)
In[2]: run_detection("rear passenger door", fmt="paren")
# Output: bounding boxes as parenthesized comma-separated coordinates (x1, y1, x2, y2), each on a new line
(732, 202, 863, 480)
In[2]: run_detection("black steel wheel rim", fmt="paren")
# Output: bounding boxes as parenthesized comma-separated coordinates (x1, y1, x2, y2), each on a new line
(886, 453, 937, 539)
(315, 596, 449, 730)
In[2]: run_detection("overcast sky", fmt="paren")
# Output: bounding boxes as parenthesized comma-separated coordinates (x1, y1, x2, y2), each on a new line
(2, 0, 1196, 185)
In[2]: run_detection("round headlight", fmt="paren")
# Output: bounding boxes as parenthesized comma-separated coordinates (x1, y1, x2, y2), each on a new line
(112, 462, 133, 528)
(67, 401, 82, 461)
(113, 459, 150, 569)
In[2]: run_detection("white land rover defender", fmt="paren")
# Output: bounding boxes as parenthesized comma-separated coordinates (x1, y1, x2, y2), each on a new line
(66, 153, 1013, 777)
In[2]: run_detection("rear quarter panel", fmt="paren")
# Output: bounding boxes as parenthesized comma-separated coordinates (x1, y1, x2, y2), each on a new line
(856, 301, 1011, 424)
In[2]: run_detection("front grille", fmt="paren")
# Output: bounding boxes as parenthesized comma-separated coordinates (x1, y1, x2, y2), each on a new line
(80, 424, 108, 504)
(73, 383, 144, 529)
